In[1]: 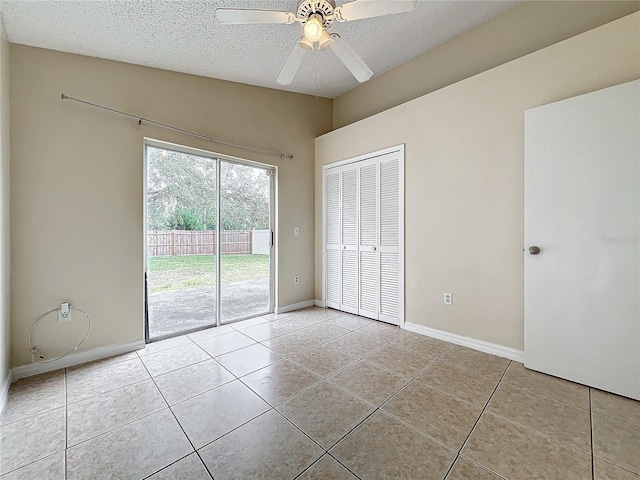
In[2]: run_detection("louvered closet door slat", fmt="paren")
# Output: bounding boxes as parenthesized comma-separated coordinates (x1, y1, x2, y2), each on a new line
(359, 251, 378, 319)
(341, 250, 358, 313)
(380, 159, 399, 247)
(326, 169, 340, 246)
(379, 252, 400, 319)
(359, 163, 377, 246)
(341, 168, 358, 245)
(326, 248, 340, 307)
(325, 167, 341, 309)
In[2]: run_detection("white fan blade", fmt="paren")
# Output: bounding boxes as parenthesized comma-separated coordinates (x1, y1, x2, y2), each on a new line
(329, 36, 373, 83)
(335, 0, 415, 22)
(215, 9, 295, 25)
(277, 43, 307, 85)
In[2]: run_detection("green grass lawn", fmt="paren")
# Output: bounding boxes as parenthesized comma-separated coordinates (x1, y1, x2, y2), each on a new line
(148, 254, 269, 293)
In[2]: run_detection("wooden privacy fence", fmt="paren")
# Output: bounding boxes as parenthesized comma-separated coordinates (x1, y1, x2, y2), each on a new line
(147, 230, 253, 256)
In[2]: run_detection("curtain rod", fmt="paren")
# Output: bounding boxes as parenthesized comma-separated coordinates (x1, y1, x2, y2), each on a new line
(60, 93, 294, 159)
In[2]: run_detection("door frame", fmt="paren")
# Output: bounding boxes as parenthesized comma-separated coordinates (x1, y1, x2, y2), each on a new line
(143, 137, 277, 342)
(321, 144, 405, 327)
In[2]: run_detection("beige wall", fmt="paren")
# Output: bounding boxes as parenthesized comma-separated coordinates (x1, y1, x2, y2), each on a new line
(0, 16, 10, 391)
(315, 13, 640, 350)
(10, 46, 332, 368)
(333, 1, 640, 129)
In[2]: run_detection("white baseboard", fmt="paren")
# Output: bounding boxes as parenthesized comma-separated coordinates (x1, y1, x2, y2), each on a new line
(314, 299, 325, 308)
(0, 368, 11, 415)
(11, 339, 145, 381)
(275, 299, 316, 314)
(404, 322, 524, 362)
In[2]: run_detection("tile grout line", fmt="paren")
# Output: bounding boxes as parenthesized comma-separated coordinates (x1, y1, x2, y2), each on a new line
(434, 357, 509, 382)
(272, 407, 334, 454)
(10, 310, 629, 479)
(461, 365, 597, 456)
(497, 378, 592, 413)
(139, 452, 196, 480)
(142, 310, 400, 478)
(282, 328, 418, 378)
(590, 388, 595, 480)
(142, 356, 214, 380)
(291, 455, 338, 480)
(325, 452, 363, 480)
(137, 352, 213, 480)
(234, 328, 402, 479)
(377, 344, 453, 411)
(65, 353, 141, 377)
(319, 345, 454, 478)
(239, 371, 325, 411)
(66, 375, 151, 408)
(137, 336, 195, 357)
(592, 457, 640, 476)
(0, 450, 68, 479)
(443, 360, 513, 480)
(147, 324, 320, 478)
(0, 315, 338, 475)
(1, 365, 149, 477)
(451, 455, 509, 480)
(66, 404, 173, 450)
(306, 343, 459, 474)
(65, 369, 68, 480)
(3, 352, 216, 429)
(192, 408, 279, 475)
(477, 408, 594, 456)
(72, 364, 168, 439)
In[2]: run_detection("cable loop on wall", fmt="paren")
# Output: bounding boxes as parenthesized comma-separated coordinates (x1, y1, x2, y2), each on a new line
(27, 305, 92, 364)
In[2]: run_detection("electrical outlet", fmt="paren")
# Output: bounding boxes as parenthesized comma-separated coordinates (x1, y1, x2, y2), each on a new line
(444, 293, 453, 305)
(58, 302, 72, 322)
(294, 227, 299, 236)
(294, 275, 299, 285)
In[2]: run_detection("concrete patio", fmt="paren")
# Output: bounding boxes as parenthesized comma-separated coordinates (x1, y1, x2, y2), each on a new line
(148, 279, 270, 339)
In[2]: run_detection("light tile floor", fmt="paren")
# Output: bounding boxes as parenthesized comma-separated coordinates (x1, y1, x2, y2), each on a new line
(1, 307, 639, 479)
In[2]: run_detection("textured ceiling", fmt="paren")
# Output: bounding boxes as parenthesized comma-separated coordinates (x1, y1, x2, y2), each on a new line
(0, 0, 520, 98)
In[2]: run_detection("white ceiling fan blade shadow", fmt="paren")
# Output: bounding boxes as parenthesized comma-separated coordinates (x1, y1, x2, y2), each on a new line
(277, 42, 308, 85)
(335, 0, 416, 22)
(329, 35, 373, 83)
(215, 9, 295, 25)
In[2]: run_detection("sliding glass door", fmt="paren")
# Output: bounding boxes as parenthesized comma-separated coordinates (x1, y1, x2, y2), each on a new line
(145, 142, 274, 341)
(220, 161, 273, 323)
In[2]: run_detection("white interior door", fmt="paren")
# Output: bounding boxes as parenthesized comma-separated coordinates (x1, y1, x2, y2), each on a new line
(524, 80, 640, 400)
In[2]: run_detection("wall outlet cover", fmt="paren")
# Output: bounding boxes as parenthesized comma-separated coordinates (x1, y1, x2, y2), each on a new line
(444, 293, 453, 305)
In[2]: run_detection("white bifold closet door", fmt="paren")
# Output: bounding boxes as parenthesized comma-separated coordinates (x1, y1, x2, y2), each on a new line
(341, 164, 359, 315)
(325, 150, 402, 325)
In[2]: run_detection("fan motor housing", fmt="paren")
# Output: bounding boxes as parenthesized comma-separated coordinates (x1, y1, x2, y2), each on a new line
(297, 0, 336, 28)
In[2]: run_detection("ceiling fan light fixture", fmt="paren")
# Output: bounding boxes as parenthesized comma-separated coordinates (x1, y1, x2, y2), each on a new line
(297, 36, 315, 51)
(303, 14, 323, 43)
(318, 28, 333, 51)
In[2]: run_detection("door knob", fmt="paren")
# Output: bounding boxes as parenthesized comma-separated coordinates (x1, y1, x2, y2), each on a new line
(343, 245, 346, 249)
(372, 246, 377, 251)
(529, 246, 541, 255)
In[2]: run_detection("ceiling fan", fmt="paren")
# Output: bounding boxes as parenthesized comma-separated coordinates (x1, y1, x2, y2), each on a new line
(215, 0, 416, 86)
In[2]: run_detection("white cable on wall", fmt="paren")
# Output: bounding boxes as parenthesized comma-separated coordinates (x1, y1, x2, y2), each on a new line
(27, 305, 92, 364)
